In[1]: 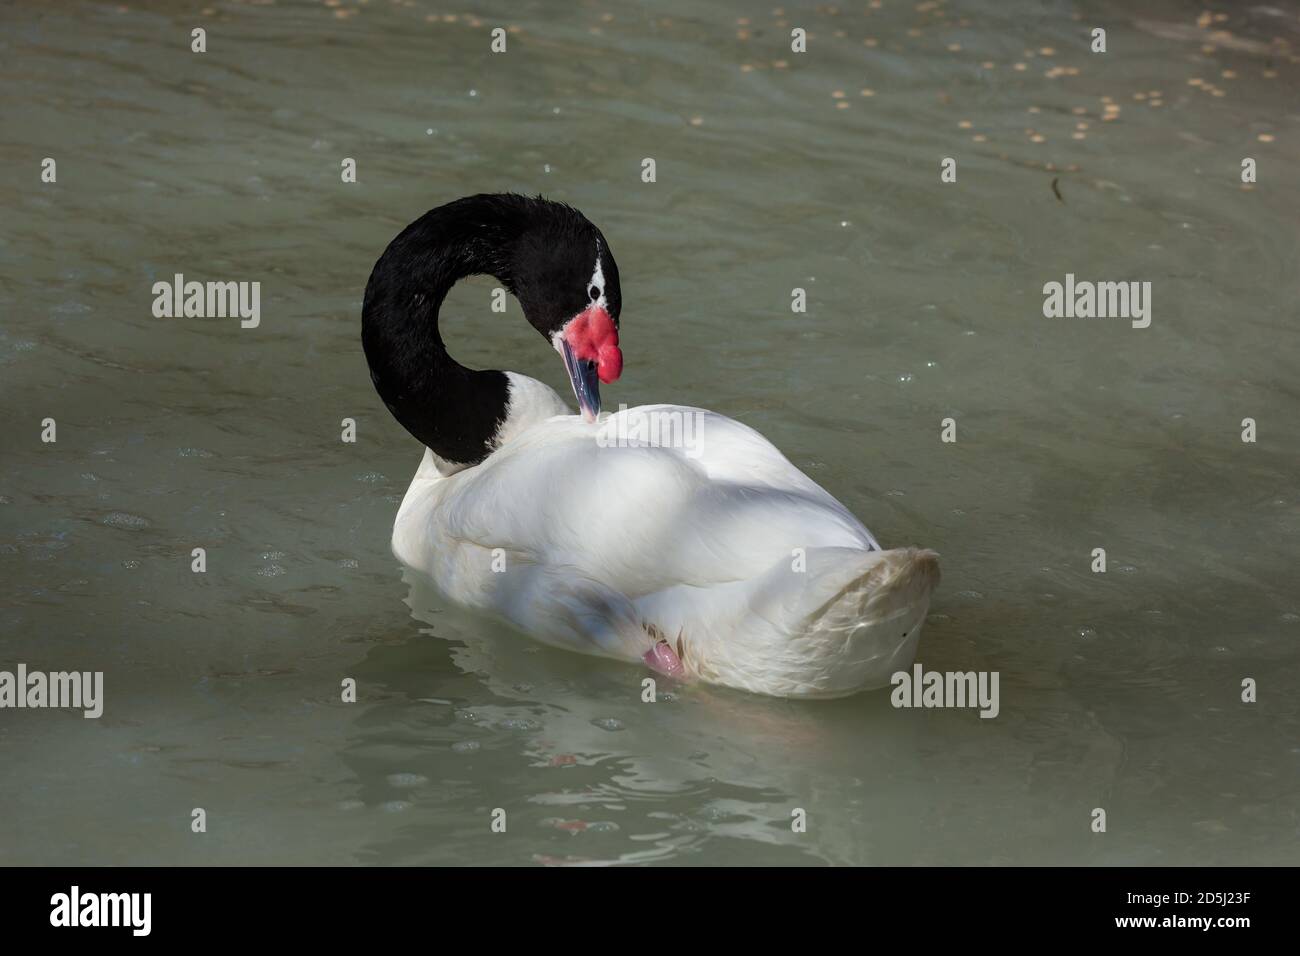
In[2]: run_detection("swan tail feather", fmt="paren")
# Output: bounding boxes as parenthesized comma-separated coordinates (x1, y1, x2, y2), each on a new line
(810, 547, 940, 631)
(731, 546, 940, 697)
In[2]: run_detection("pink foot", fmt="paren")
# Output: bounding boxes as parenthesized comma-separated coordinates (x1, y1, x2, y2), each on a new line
(643, 640, 686, 680)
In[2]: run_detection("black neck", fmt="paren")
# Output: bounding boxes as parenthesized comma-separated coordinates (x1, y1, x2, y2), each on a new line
(362, 198, 529, 466)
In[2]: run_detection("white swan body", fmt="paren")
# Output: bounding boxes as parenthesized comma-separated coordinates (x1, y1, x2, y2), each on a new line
(392, 373, 939, 699)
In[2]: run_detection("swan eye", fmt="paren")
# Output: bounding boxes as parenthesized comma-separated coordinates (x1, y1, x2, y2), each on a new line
(588, 285, 601, 302)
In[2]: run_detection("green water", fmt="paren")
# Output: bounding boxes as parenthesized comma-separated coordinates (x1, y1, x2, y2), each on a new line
(1, 0, 1298, 865)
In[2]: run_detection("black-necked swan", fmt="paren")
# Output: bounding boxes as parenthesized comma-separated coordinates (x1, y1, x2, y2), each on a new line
(362, 193, 939, 699)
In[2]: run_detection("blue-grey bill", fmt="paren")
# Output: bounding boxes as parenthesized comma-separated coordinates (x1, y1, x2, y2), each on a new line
(558, 338, 601, 423)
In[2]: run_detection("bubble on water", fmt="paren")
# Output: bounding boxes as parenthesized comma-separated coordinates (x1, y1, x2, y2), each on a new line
(379, 800, 412, 813)
(262, 551, 286, 560)
(886, 489, 906, 497)
(121, 560, 140, 569)
(356, 472, 386, 483)
(585, 821, 620, 833)
(178, 447, 213, 458)
(591, 717, 625, 732)
(337, 558, 358, 569)
(1118, 565, 1138, 573)
(101, 512, 150, 531)
(425, 128, 434, 134)
(840, 220, 850, 227)
(659, 692, 677, 702)
(1077, 627, 1097, 640)
(497, 717, 540, 732)
(451, 740, 480, 754)
(80, 473, 99, 481)
(386, 773, 428, 789)
(957, 589, 983, 600)
(468, 89, 477, 97)
(699, 806, 734, 822)
(897, 373, 914, 383)
(1281, 613, 1299, 623)
(543, 164, 552, 173)
(256, 564, 286, 577)
(512, 682, 535, 693)
(336, 799, 365, 811)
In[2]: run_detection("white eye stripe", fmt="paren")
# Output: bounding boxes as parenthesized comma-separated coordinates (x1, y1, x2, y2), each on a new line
(588, 238, 607, 307)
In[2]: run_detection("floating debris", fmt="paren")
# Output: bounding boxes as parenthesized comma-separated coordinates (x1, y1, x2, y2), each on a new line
(101, 512, 150, 531)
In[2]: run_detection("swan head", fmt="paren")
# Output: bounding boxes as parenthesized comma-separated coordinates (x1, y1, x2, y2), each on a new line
(507, 204, 622, 423)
